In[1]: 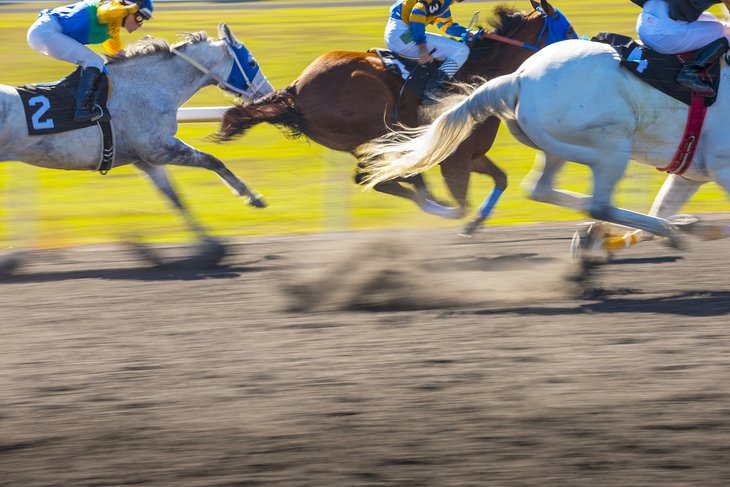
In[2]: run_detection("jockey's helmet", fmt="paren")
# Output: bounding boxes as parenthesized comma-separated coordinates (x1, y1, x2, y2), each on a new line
(134, 0, 153, 22)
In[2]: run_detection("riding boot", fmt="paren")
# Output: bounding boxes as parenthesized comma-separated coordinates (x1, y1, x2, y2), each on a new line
(73, 66, 103, 122)
(676, 37, 730, 97)
(422, 69, 450, 105)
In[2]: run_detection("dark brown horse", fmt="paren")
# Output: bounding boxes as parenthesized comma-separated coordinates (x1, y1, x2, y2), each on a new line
(215, 0, 576, 234)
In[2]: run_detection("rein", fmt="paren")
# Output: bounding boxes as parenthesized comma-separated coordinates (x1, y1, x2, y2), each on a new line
(477, 7, 570, 52)
(480, 32, 540, 51)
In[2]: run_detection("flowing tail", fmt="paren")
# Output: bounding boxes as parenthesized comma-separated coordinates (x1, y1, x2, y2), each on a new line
(213, 87, 305, 142)
(357, 74, 520, 188)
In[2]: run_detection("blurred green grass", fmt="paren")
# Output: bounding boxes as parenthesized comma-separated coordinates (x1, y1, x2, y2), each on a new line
(0, 0, 727, 246)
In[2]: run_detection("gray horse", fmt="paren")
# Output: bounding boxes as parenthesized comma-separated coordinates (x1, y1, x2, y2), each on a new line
(0, 24, 273, 270)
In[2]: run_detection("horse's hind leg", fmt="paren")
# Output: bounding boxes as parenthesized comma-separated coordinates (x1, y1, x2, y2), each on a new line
(588, 154, 677, 239)
(136, 162, 209, 239)
(603, 174, 704, 251)
(522, 152, 591, 211)
(526, 151, 677, 238)
(145, 137, 265, 208)
(354, 160, 462, 219)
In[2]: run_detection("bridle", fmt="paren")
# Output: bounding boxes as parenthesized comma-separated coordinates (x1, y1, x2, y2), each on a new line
(170, 37, 268, 98)
(475, 7, 576, 53)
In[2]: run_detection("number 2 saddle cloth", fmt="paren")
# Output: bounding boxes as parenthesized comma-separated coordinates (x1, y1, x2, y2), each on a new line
(15, 67, 111, 135)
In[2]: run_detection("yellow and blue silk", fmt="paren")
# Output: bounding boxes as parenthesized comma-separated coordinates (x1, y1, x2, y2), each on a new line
(390, 0, 468, 45)
(43, 0, 139, 55)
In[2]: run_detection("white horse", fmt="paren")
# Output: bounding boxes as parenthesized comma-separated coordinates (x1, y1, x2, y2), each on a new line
(359, 38, 730, 252)
(0, 24, 273, 264)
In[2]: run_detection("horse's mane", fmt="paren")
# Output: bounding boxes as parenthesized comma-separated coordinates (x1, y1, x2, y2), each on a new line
(469, 5, 528, 58)
(105, 32, 209, 64)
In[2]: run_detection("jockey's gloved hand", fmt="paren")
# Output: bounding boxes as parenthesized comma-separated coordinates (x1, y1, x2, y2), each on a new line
(462, 29, 484, 44)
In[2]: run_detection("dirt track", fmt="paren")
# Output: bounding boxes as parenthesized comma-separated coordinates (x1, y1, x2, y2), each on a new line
(1, 221, 730, 486)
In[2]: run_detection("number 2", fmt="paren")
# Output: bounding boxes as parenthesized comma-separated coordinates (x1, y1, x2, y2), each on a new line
(28, 95, 55, 130)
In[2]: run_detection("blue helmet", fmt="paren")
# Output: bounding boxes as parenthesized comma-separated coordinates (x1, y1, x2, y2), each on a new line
(134, 0, 153, 21)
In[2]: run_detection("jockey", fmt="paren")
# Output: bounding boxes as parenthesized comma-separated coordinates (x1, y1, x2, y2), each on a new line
(27, 0, 154, 122)
(632, 0, 730, 96)
(385, 0, 474, 102)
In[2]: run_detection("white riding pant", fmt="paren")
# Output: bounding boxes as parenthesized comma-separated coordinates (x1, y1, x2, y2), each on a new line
(385, 18, 469, 77)
(27, 12, 105, 70)
(637, 0, 730, 54)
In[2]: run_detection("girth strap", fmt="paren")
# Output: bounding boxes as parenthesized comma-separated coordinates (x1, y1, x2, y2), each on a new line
(97, 120, 115, 175)
(657, 94, 707, 176)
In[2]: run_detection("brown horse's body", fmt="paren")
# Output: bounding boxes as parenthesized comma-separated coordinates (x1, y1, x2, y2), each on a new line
(217, 0, 574, 229)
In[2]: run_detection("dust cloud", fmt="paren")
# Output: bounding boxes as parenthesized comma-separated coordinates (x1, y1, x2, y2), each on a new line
(283, 237, 591, 311)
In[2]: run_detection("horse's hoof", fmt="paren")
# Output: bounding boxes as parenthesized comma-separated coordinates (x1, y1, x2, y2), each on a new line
(458, 218, 484, 238)
(570, 222, 609, 264)
(420, 199, 463, 219)
(248, 194, 267, 208)
(670, 214, 723, 241)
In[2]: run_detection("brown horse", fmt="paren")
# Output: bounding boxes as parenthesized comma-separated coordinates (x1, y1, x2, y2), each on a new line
(215, 0, 577, 234)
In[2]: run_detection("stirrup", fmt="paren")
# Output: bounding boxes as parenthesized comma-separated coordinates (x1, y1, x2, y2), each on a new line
(74, 102, 103, 123)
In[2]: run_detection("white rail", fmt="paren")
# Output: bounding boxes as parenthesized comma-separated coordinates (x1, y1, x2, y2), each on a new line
(176, 106, 228, 123)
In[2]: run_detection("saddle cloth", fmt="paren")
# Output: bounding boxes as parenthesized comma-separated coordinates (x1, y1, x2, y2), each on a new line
(15, 67, 111, 135)
(592, 32, 722, 107)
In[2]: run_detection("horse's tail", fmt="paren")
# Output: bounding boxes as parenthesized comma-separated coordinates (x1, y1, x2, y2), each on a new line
(357, 74, 519, 188)
(213, 87, 305, 142)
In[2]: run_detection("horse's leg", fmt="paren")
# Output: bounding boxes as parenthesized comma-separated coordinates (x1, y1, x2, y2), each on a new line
(354, 161, 462, 219)
(698, 167, 730, 239)
(135, 162, 210, 239)
(522, 152, 591, 211)
(460, 155, 508, 236)
(526, 151, 677, 238)
(145, 137, 265, 208)
(603, 174, 703, 251)
(587, 155, 677, 239)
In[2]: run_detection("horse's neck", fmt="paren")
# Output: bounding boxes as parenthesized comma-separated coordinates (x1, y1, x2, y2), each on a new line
(109, 54, 219, 108)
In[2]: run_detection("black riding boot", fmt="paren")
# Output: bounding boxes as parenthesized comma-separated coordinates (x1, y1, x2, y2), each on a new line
(422, 69, 449, 105)
(73, 66, 103, 122)
(676, 37, 730, 97)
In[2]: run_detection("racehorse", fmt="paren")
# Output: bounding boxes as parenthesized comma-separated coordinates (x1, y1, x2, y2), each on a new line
(358, 37, 730, 252)
(214, 0, 577, 234)
(0, 24, 273, 269)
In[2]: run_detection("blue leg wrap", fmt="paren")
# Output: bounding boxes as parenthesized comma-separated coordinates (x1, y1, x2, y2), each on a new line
(477, 188, 504, 220)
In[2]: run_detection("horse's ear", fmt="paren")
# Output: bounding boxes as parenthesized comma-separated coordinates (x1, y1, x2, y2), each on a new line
(218, 23, 238, 45)
(540, 0, 556, 17)
(530, 0, 540, 10)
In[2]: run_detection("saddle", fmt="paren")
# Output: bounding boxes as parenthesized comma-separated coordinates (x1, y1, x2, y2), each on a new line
(368, 48, 444, 103)
(15, 66, 112, 135)
(592, 32, 722, 106)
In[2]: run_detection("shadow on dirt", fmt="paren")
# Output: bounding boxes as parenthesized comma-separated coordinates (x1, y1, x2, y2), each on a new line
(0, 263, 271, 283)
(473, 290, 730, 317)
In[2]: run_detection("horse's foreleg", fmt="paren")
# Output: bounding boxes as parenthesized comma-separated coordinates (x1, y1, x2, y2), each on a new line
(147, 138, 265, 208)
(135, 162, 209, 239)
(698, 167, 730, 239)
(460, 155, 508, 236)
